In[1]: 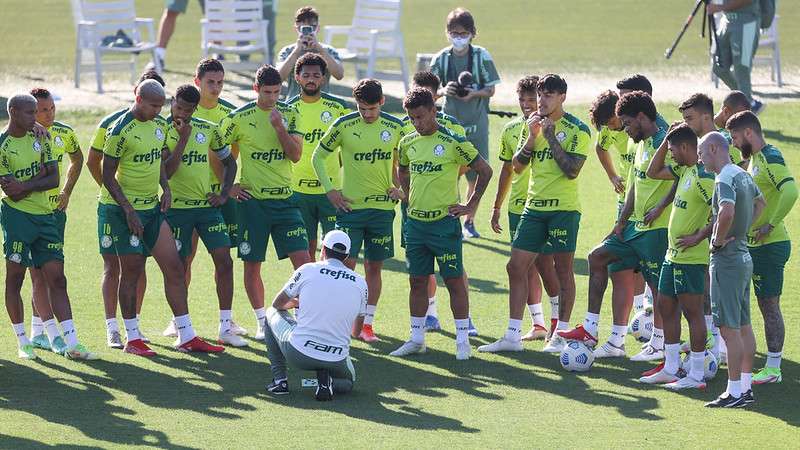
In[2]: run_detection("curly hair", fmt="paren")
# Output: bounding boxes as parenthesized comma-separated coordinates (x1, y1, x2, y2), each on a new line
(726, 111, 762, 134)
(615, 91, 657, 122)
(517, 75, 539, 95)
(413, 71, 441, 91)
(295, 52, 327, 75)
(403, 87, 435, 110)
(353, 79, 383, 104)
(29, 87, 52, 100)
(255, 65, 282, 87)
(175, 84, 201, 105)
(589, 90, 619, 130)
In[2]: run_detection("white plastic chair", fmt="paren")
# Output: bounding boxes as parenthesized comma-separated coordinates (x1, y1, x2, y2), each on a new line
(711, 15, 782, 88)
(71, 0, 160, 93)
(323, 0, 408, 90)
(201, 0, 269, 71)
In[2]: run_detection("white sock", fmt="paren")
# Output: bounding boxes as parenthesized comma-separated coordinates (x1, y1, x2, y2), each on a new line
(12, 323, 30, 347)
(583, 312, 600, 337)
(219, 309, 232, 333)
(690, 351, 705, 381)
(609, 324, 627, 347)
(364, 304, 377, 326)
(426, 297, 438, 317)
(60, 319, 78, 348)
(410, 316, 426, 344)
(633, 293, 645, 310)
(253, 307, 266, 328)
(454, 318, 470, 344)
(726, 379, 741, 398)
(709, 318, 721, 357)
(174, 314, 196, 344)
(124, 318, 141, 341)
(528, 303, 545, 327)
(741, 372, 752, 392)
(43, 319, 60, 346)
(504, 318, 523, 342)
(704, 314, 713, 330)
(649, 327, 664, 350)
(30, 315, 44, 337)
(766, 351, 782, 369)
(557, 320, 569, 331)
(106, 318, 119, 333)
(549, 296, 559, 319)
(663, 343, 681, 374)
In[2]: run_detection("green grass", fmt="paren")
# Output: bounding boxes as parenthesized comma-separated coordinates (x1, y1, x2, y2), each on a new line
(0, 100, 798, 448)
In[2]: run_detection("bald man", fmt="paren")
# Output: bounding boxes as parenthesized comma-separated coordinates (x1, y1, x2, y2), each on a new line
(100, 80, 224, 356)
(1, 94, 98, 360)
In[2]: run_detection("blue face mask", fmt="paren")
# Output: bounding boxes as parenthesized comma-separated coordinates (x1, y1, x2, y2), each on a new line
(448, 35, 471, 51)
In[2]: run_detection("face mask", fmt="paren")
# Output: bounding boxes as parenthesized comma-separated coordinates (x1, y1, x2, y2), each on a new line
(448, 35, 471, 51)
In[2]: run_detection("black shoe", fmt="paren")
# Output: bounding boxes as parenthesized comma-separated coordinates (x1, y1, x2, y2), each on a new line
(315, 370, 333, 401)
(266, 378, 288, 395)
(704, 393, 746, 408)
(751, 99, 766, 115)
(741, 389, 755, 406)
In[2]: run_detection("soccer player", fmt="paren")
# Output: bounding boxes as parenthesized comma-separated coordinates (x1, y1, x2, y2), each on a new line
(728, 111, 798, 385)
(100, 80, 224, 356)
(23, 88, 83, 354)
(87, 70, 164, 348)
(640, 123, 715, 388)
(161, 84, 244, 347)
(558, 91, 672, 362)
(679, 93, 745, 168)
(1, 94, 97, 360)
(699, 132, 765, 408)
(221, 65, 309, 340)
(479, 74, 589, 354)
(490, 75, 561, 341)
(287, 53, 351, 260)
(714, 90, 752, 129)
(390, 88, 492, 360)
(311, 79, 405, 342)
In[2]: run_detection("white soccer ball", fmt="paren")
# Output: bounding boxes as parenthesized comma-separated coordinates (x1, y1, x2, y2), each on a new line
(628, 310, 654, 342)
(681, 350, 719, 380)
(560, 341, 595, 372)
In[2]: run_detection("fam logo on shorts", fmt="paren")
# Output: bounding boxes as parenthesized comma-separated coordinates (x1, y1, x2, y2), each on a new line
(100, 235, 113, 248)
(195, 132, 207, 144)
(380, 130, 391, 142)
(33, 140, 42, 153)
(433, 144, 445, 157)
(556, 131, 567, 143)
(130, 235, 140, 248)
(54, 136, 64, 147)
(239, 241, 251, 255)
(320, 111, 333, 124)
(9, 253, 22, 264)
(155, 128, 165, 140)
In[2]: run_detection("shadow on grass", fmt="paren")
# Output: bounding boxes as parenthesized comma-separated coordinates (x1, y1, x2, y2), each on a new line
(764, 129, 800, 146)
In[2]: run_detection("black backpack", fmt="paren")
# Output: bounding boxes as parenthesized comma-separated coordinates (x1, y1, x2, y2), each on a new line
(760, 0, 776, 29)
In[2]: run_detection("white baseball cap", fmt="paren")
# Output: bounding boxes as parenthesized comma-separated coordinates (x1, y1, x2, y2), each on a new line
(322, 230, 351, 254)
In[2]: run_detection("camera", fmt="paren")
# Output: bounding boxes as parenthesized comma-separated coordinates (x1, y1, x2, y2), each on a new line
(454, 71, 473, 97)
(300, 25, 315, 36)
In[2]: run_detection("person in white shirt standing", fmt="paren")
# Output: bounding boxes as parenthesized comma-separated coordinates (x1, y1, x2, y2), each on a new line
(264, 230, 368, 401)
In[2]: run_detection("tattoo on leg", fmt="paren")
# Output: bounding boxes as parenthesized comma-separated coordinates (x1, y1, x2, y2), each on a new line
(759, 296, 784, 353)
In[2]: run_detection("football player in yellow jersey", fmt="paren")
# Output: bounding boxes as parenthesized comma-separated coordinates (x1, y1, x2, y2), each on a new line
(288, 53, 351, 260)
(390, 88, 492, 361)
(101, 80, 224, 356)
(86, 71, 164, 348)
(23, 88, 84, 354)
(490, 76, 561, 341)
(480, 75, 590, 354)
(1, 94, 97, 360)
(680, 93, 746, 168)
(714, 90, 752, 130)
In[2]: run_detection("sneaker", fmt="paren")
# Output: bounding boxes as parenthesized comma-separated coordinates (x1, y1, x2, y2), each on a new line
(705, 393, 745, 408)
(230, 320, 248, 336)
(594, 342, 626, 358)
(424, 315, 441, 331)
(467, 318, 479, 337)
(50, 336, 68, 355)
(177, 337, 225, 353)
(462, 220, 480, 239)
(315, 369, 333, 401)
(546, 318, 558, 341)
(389, 340, 426, 357)
(65, 343, 100, 360)
(641, 361, 665, 377)
(107, 330, 124, 349)
(477, 337, 523, 353)
(664, 376, 706, 390)
(556, 324, 598, 347)
(753, 367, 782, 384)
(31, 334, 51, 350)
(456, 342, 471, 360)
(139, 331, 150, 343)
(124, 339, 156, 357)
(631, 344, 664, 361)
(266, 378, 289, 395)
(162, 320, 177, 338)
(255, 322, 266, 341)
(358, 324, 380, 343)
(218, 329, 249, 347)
(521, 324, 548, 341)
(741, 389, 755, 406)
(751, 99, 765, 115)
(18, 344, 37, 360)
(638, 369, 679, 384)
(542, 335, 567, 353)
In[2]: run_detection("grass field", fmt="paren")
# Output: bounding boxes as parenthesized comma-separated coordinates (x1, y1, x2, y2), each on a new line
(1, 0, 799, 448)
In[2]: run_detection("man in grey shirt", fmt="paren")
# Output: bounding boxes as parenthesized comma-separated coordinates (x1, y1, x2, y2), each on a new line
(699, 132, 766, 408)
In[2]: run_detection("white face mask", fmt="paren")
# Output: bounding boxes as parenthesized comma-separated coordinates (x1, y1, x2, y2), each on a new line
(448, 35, 471, 51)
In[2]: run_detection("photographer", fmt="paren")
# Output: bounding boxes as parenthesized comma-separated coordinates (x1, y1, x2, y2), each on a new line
(277, 6, 344, 100)
(430, 8, 500, 238)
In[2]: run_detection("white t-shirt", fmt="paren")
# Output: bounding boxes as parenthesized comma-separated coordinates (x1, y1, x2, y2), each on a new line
(283, 259, 368, 361)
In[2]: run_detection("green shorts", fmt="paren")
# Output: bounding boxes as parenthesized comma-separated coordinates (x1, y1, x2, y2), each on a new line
(603, 223, 667, 285)
(295, 192, 337, 243)
(400, 203, 408, 248)
(508, 211, 522, 242)
(749, 241, 790, 299)
(511, 209, 580, 254)
(166, 0, 204, 13)
(54, 209, 67, 241)
(336, 208, 395, 261)
(1, 202, 63, 267)
(97, 204, 163, 256)
(220, 200, 239, 247)
(237, 197, 308, 261)
(404, 216, 463, 279)
(166, 207, 231, 258)
(710, 253, 753, 328)
(658, 261, 707, 297)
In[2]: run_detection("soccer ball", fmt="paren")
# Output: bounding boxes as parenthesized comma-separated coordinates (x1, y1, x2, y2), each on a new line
(681, 350, 719, 380)
(560, 341, 595, 372)
(628, 310, 654, 342)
